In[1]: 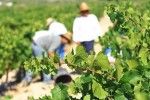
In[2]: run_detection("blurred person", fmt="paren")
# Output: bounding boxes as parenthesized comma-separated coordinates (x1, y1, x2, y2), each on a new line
(23, 30, 72, 85)
(46, 17, 68, 59)
(73, 2, 101, 53)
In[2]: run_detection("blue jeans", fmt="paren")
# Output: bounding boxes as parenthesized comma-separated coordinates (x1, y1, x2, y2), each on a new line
(32, 43, 45, 57)
(81, 40, 94, 54)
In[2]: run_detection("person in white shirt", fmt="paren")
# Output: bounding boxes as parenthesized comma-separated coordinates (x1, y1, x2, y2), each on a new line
(46, 18, 68, 59)
(23, 30, 72, 85)
(73, 2, 101, 53)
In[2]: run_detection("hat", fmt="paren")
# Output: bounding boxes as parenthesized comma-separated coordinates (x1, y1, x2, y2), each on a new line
(80, 2, 90, 11)
(46, 17, 54, 26)
(61, 32, 72, 43)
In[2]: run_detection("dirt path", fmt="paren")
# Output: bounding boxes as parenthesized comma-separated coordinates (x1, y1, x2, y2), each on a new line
(0, 14, 113, 100)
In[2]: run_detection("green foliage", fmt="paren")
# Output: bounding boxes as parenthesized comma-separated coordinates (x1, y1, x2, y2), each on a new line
(92, 79, 108, 99)
(38, 84, 70, 100)
(51, 84, 70, 100)
(66, 46, 112, 72)
(83, 95, 90, 100)
(0, 25, 31, 76)
(0, 0, 150, 100)
(24, 57, 57, 75)
(27, 2, 150, 98)
(99, 1, 150, 99)
(114, 59, 124, 81)
(126, 60, 138, 70)
(114, 94, 127, 100)
(94, 52, 112, 71)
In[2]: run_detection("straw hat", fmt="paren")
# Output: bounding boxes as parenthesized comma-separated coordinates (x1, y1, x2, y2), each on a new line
(80, 2, 90, 11)
(46, 17, 54, 26)
(61, 32, 72, 43)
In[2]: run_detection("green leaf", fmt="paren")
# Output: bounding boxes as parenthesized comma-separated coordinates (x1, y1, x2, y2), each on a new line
(68, 82, 77, 95)
(86, 55, 95, 67)
(95, 52, 112, 71)
(66, 53, 74, 64)
(134, 82, 142, 92)
(51, 84, 69, 100)
(126, 60, 138, 70)
(114, 59, 124, 81)
(120, 83, 133, 93)
(116, 36, 122, 45)
(139, 48, 148, 65)
(76, 46, 88, 59)
(53, 53, 60, 63)
(127, 34, 139, 49)
(92, 80, 108, 99)
(83, 95, 90, 100)
(122, 48, 131, 59)
(135, 92, 150, 100)
(141, 81, 150, 91)
(80, 74, 92, 84)
(39, 96, 52, 100)
(144, 70, 150, 78)
(120, 70, 142, 85)
(127, 7, 134, 13)
(114, 94, 127, 100)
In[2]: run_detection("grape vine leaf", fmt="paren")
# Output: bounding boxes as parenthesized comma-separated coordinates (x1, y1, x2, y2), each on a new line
(120, 70, 142, 85)
(39, 96, 52, 100)
(92, 80, 108, 99)
(144, 70, 150, 78)
(76, 46, 88, 59)
(95, 52, 112, 71)
(68, 81, 77, 95)
(134, 92, 150, 100)
(86, 55, 95, 67)
(51, 84, 69, 100)
(66, 53, 74, 64)
(139, 48, 148, 65)
(114, 94, 127, 100)
(114, 59, 124, 81)
(127, 33, 139, 49)
(126, 59, 138, 70)
(83, 95, 90, 100)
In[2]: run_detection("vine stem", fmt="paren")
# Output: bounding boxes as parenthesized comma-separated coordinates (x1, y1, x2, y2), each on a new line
(5, 65, 9, 85)
(66, 62, 102, 74)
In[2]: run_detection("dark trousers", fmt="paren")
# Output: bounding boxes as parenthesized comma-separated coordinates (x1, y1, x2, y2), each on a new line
(81, 40, 94, 54)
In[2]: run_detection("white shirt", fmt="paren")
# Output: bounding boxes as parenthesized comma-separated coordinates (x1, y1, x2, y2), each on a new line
(48, 21, 67, 36)
(33, 30, 50, 42)
(33, 30, 61, 52)
(73, 14, 101, 42)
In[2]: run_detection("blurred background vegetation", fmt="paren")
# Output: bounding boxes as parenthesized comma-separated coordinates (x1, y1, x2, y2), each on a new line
(0, 0, 150, 31)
